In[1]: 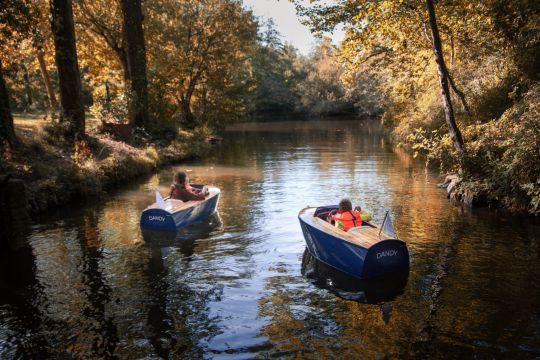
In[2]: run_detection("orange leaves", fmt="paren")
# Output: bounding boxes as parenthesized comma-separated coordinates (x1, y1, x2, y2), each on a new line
(2, 140, 13, 162)
(71, 140, 94, 167)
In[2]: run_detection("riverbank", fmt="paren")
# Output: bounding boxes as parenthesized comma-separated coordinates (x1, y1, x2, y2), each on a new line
(3, 113, 211, 214)
(389, 82, 540, 215)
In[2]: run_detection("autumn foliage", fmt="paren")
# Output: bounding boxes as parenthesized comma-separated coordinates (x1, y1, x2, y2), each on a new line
(296, 0, 540, 213)
(1, 0, 539, 213)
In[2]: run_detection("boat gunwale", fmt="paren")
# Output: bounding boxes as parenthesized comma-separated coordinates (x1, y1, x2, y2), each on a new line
(147, 185, 221, 215)
(298, 206, 397, 249)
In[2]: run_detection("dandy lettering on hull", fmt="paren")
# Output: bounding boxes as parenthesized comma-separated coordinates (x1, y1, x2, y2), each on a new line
(149, 215, 166, 222)
(376, 249, 398, 259)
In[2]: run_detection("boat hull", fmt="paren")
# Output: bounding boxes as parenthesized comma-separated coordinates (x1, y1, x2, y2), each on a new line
(299, 209, 409, 279)
(301, 249, 409, 303)
(140, 187, 220, 231)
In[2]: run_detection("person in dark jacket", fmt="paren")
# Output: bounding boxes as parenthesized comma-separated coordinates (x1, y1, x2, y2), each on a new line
(169, 171, 208, 202)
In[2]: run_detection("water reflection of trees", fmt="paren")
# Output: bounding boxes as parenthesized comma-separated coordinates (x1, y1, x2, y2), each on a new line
(96, 199, 227, 358)
(414, 216, 540, 356)
(18, 196, 233, 357)
(258, 250, 411, 357)
(249, 119, 540, 357)
(0, 231, 47, 358)
(373, 127, 540, 355)
(25, 207, 119, 357)
(4, 119, 540, 357)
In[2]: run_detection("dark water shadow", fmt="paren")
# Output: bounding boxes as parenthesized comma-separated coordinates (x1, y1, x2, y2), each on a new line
(0, 238, 49, 358)
(141, 213, 223, 358)
(301, 249, 409, 304)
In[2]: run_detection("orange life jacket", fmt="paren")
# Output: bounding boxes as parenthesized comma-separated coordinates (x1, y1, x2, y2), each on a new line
(332, 210, 362, 232)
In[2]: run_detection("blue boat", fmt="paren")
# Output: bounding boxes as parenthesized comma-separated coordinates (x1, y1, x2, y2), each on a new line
(298, 205, 409, 279)
(140, 185, 221, 231)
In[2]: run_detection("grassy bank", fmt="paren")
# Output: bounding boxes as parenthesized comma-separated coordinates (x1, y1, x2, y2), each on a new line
(4, 113, 211, 214)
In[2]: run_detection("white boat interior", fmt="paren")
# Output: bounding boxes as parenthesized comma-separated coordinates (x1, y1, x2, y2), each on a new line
(147, 186, 220, 214)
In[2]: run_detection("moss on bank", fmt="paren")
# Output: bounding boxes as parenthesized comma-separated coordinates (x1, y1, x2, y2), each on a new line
(3, 115, 211, 214)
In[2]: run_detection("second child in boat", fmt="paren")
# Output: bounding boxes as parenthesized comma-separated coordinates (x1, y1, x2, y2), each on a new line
(328, 198, 362, 232)
(169, 171, 209, 202)
(354, 205, 373, 222)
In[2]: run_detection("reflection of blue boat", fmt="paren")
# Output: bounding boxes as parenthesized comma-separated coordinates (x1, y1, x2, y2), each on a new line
(140, 185, 220, 231)
(301, 249, 408, 303)
(298, 206, 409, 279)
(141, 212, 223, 246)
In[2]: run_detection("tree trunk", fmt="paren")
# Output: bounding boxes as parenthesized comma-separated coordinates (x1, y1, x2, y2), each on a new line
(21, 65, 33, 111)
(425, 0, 465, 155)
(104, 80, 111, 110)
(50, 0, 85, 139)
(450, 34, 455, 67)
(119, 0, 149, 129)
(0, 60, 17, 148)
(110, 45, 130, 82)
(181, 97, 195, 128)
(36, 48, 58, 110)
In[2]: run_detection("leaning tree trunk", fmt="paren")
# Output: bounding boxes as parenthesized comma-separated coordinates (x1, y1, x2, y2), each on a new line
(0, 60, 17, 148)
(181, 97, 196, 129)
(36, 48, 58, 110)
(50, 0, 85, 140)
(425, 0, 465, 155)
(120, 0, 149, 129)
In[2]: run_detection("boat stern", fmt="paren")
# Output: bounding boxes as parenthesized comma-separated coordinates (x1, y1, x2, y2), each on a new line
(362, 239, 409, 278)
(140, 208, 177, 231)
(299, 207, 369, 279)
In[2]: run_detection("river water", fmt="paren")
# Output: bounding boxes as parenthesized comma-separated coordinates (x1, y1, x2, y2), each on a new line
(1, 119, 539, 358)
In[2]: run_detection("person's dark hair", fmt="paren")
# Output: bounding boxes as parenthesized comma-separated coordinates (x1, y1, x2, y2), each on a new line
(339, 198, 352, 212)
(173, 171, 187, 185)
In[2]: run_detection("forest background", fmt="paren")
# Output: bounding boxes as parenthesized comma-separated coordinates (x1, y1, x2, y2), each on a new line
(1, 0, 539, 215)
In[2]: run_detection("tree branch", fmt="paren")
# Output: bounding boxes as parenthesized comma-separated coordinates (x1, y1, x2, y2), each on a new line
(359, 48, 391, 64)
(447, 70, 471, 115)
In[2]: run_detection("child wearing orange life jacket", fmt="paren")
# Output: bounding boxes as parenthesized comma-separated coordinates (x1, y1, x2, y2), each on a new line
(329, 198, 362, 232)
